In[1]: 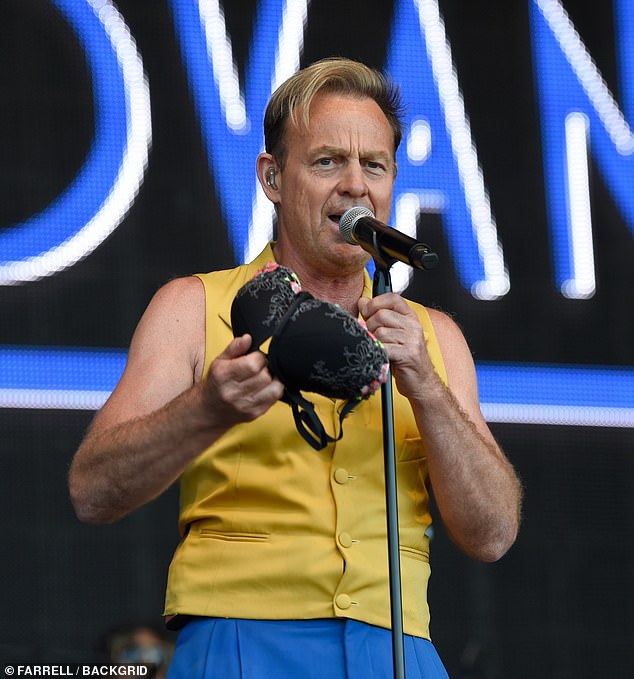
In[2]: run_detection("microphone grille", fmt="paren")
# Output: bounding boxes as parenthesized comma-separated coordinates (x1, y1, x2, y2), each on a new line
(339, 206, 374, 244)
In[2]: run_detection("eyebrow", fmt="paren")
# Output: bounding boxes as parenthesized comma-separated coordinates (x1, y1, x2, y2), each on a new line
(309, 144, 393, 162)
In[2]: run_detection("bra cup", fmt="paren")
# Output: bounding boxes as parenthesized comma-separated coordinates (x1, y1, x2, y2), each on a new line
(230, 264, 301, 351)
(268, 295, 388, 401)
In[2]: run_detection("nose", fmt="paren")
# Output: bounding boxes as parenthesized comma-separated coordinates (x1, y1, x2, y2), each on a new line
(336, 161, 368, 198)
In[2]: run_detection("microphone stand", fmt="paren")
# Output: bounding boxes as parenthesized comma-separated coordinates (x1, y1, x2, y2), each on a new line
(372, 248, 406, 679)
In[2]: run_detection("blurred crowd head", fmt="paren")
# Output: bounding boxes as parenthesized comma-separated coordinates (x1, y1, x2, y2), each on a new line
(96, 622, 175, 678)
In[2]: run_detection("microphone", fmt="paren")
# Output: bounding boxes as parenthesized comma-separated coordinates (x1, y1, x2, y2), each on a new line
(339, 206, 438, 271)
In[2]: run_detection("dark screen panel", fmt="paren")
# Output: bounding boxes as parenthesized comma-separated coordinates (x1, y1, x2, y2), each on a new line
(1, 2, 633, 676)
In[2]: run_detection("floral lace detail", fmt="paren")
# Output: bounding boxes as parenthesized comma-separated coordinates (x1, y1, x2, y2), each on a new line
(236, 263, 302, 329)
(309, 341, 389, 400)
(325, 305, 369, 338)
(283, 297, 389, 399)
(288, 296, 322, 321)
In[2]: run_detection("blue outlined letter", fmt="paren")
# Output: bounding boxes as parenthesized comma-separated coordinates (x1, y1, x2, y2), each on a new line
(0, 0, 151, 285)
(169, 0, 308, 264)
(386, 0, 509, 299)
(531, 0, 634, 298)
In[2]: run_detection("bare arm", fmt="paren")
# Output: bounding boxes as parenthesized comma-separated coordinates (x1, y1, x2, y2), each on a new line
(358, 294, 522, 562)
(69, 276, 284, 524)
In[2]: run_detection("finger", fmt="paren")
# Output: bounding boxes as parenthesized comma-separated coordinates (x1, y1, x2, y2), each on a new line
(358, 296, 371, 318)
(362, 308, 404, 338)
(359, 293, 408, 321)
(218, 334, 253, 360)
(250, 377, 285, 406)
(375, 293, 411, 315)
(212, 350, 269, 386)
(218, 371, 285, 422)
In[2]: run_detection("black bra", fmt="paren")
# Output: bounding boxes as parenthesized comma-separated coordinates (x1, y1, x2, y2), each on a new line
(230, 263, 389, 450)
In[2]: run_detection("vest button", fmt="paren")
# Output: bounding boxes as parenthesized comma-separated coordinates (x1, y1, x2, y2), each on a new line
(334, 468, 350, 484)
(335, 593, 352, 609)
(338, 532, 353, 548)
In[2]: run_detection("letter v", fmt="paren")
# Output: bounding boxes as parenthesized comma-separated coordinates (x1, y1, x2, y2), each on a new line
(169, 0, 309, 263)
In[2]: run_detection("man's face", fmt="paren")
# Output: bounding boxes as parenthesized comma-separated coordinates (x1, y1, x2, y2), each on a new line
(273, 92, 396, 276)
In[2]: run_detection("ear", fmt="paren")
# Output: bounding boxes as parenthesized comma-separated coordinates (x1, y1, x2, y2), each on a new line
(256, 153, 280, 201)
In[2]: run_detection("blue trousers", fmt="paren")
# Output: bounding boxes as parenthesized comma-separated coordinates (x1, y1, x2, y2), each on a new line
(166, 618, 450, 679)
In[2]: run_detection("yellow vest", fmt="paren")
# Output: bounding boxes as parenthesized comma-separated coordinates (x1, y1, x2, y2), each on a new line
(164, 245, 447, 639)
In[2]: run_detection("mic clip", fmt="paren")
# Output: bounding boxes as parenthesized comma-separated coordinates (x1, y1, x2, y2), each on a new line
(370, 230, 398, 271)
(370, 231, 439, 272)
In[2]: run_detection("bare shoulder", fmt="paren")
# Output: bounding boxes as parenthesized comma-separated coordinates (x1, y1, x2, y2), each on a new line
(425, 307, 471, 357)
(92, 276, 206, 430)
(145, 274, 205, 319)
(425, 307, 479, 400)
(423, 306, 496, 440)
(145, 275, 206, 333)
(132, 275, 205, 365)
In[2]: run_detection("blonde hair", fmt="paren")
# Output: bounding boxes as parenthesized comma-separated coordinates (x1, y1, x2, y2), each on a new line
(264, 57, 403, 166)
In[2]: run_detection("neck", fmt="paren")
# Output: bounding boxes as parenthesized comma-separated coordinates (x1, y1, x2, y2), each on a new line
(272, 243, 367, 316)
(300, 270, 366, 316)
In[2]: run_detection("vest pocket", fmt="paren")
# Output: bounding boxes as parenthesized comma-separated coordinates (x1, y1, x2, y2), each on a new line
(198, 529, 270, 542)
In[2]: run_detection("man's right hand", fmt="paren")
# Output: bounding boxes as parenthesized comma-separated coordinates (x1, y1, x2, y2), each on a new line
(202, 334, 285, 425)
(68, 278, 283, 524)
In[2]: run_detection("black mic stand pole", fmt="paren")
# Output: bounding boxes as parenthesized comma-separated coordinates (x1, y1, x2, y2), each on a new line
(372, 246, 406, 679)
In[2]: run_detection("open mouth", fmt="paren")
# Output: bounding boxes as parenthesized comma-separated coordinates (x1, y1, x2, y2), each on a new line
(328, 214, 342, 224)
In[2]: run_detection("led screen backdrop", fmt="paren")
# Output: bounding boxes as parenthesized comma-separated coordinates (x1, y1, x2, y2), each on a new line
(1, 1, 633, 676)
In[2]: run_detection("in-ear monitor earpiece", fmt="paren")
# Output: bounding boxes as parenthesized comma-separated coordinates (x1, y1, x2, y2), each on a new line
(266, 167, 278, 189)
